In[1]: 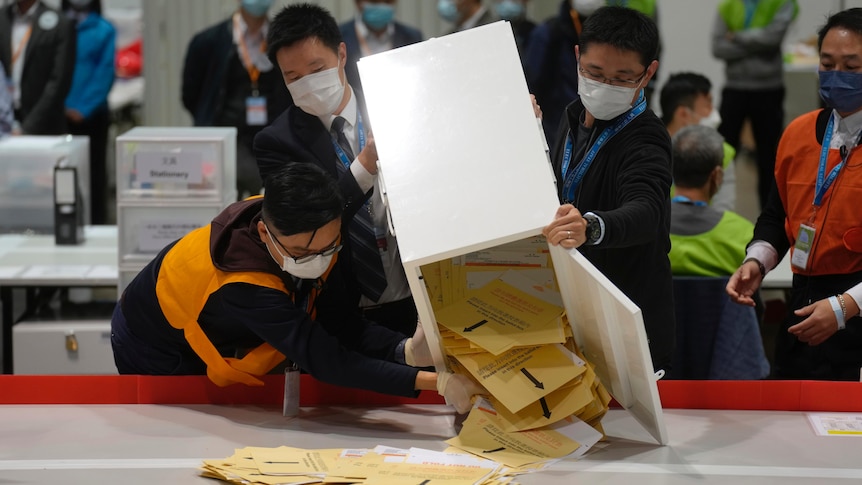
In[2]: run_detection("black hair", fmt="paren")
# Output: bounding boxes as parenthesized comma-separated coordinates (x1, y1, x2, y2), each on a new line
(818, 8, 862, 50)
(579, 6, 659, 68)
(659, 72, 712, 126)
(61, 0, 102, 15)
(672, 125, 725, 189)
(261, 164, 344, 237)
(267, 3, 343, 65)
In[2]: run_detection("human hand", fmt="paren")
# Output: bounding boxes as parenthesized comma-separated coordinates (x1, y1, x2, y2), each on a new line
(65, 108, 84, 124)
(726, 260, 763, 306)
(789, 298, 840, 346)
(437, 372, 486, 414)
(530, 93, 542, 120)
(356, 132, 378, 175)
(405, 323, 433, 367)
(542, 204, 587, 249)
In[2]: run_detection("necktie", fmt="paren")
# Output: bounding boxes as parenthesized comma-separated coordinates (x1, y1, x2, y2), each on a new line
(331, 116, 388, 301)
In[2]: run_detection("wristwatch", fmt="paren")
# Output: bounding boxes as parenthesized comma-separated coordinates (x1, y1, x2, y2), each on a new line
(583, 213, 601, 245)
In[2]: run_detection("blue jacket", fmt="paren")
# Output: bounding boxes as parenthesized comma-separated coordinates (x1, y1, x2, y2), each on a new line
(65, 13, 115, 119)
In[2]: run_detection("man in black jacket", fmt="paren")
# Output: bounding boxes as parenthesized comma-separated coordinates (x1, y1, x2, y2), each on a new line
(181, 0, 291, 199)
(542, 6, 675, 372)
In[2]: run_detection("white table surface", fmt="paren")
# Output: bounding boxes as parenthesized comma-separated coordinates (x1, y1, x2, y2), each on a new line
(0, 226, 118, 286)
(0, 404, 860, 484)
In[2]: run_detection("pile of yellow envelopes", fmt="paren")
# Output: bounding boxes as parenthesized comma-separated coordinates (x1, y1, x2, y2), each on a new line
(202, 442, 578, 484)
(421, 238, 612, 449)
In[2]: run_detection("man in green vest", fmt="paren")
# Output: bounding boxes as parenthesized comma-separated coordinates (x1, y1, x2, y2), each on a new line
(668, 125, 753, 277)
(712, 0, 798, 210)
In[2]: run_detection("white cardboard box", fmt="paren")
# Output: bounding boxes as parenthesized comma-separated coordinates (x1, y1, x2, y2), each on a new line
(0, 135, 90, 232)
(13, 320, 116, 375)
(115, 127, 236, 201)
(359, 21, 666, 444)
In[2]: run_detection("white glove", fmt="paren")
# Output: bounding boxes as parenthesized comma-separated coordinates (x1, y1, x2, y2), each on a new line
(437, 372, 486, 414)
(405, 323, 434, 367)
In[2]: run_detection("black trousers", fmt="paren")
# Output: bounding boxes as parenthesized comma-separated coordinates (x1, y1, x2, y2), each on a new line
(68, 107, 111, 224)
(718, 86, 785, 210)
(361, 297, 418, 338)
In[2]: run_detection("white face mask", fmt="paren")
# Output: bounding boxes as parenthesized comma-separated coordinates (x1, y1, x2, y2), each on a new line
(265, 227, 334, 280)
(578, 75, 640, 120)
(699, 109, 722, 130)
(287, 64, 345, 117)
(572, 0, 604, 16)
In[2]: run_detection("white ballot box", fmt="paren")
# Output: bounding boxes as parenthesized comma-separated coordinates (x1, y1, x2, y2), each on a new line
(0, 135, 91, 234)
(359, 21, 666, 445)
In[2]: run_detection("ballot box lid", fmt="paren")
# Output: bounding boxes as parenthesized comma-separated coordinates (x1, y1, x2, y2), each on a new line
(357, 21, 560, 266)
(551, 245, 668, 445)
(358, 21, 666, 445)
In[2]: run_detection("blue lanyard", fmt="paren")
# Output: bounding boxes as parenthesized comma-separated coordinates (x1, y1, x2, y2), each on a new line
(561, 95, 646, 203)
(331, 112, 366, 168)
(671, 195, 708, 207)
(814, 114, 844, 208)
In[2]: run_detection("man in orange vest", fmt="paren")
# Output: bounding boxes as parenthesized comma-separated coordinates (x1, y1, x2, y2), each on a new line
(727, 8, 862, 380)
(111, 163, 484, 412)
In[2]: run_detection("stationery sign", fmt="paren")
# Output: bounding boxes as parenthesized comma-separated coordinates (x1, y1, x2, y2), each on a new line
(138, 220, 204, 253)
(135, 151, 204, 185)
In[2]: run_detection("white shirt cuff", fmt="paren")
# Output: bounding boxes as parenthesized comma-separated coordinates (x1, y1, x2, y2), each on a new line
(350, 157, 376, 194)
(745, 240, 779, 274)
(846, 283, 862, 318)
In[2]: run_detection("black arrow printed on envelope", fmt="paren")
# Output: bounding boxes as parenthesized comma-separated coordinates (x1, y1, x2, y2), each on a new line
(463, 319, 488, 332)
(520, 368, 545, 389)
(482, 447, 506, 453)
(418, 480, 430, 485)
(540, 397, 551, 419)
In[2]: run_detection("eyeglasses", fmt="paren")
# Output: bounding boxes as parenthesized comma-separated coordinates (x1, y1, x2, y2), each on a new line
(265, 223, 343, 264)
(578, 65, 647, 88)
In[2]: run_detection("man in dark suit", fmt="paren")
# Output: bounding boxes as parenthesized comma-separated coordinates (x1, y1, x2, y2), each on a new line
(339, 0, 422, 93)
(181, 0, 292, 199)
(254, 3, 418, 337)
(0, 0, 75, 135)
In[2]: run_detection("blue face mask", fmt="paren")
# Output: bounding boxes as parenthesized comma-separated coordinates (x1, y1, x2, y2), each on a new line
(494, 0, 524, 21)
(241, 0, 273, 18)
(819, 70, 862, 114)
(362, 3, 395, 31)
(438, 0, 459, 23)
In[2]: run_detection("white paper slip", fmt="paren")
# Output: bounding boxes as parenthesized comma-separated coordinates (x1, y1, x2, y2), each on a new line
(808, 413, 862, 436)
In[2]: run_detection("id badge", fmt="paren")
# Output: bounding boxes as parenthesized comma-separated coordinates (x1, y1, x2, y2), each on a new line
(246, 96, 267, 126)
(791, 223, 815, 270)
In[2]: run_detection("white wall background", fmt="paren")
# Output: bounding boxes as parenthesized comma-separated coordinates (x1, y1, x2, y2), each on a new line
(131, 0, 862, 126)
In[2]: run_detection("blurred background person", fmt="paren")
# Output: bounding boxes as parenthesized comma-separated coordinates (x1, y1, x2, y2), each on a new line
(711, 0, 798, 210)
(0, 0, 76, 135)
(0, 60, 12, 136)
(669, 125, 752, 277)
(526, 0, 599, 149)
(438, 0, 497, 34)
(660, 71, 736, 212)
(492, 0, 535, 64)
(62, 0, 115, 225)
(182, 0, 292, 200)
(339, 0, 422, 93)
